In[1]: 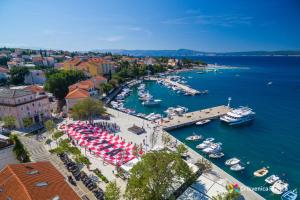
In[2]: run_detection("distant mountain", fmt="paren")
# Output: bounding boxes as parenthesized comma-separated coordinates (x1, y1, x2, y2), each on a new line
(95, 49, 300, 57)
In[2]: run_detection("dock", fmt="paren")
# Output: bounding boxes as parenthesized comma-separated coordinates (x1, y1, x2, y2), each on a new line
(162, 105, 230, 130)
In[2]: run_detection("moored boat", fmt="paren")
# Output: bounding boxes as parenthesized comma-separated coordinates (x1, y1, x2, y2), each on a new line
(202, 143, 222, 154)
(196, 119, 211, 126)
(225, 157, 240, 166)
(220, 106, 255, 126)
(209, 152, 224, 159)
(254, 167, 269, 177)
(270, 180, 289, 195)
(186, 134, 202, 141)
(230, 164, 245, 171)
(281, 189, 298, 200)
(265, 175, 280, 184)
(142, 99, 162, 106)
(196, 141, 212, 149)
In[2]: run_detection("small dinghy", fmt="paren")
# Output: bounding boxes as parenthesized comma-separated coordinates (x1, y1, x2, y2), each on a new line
(254, 167, 269, 177)
(230, 164, 245, 171)
(209, 152, 224, 159)
(196, 119, 211, 126)
(281, 189, 298, 200)
(270, 180, 289, 195)
(225, 157, 240, 166)
(265, 175, 280, 184)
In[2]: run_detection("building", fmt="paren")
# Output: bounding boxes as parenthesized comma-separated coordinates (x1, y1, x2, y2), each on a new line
(0, 88, 51, 128)
(0, 161, 81, 200)
(24, 69, 46, 85)
(63, 57, 114, 76)
(144, 57, 157, 65)
(65, 88, 90, 111)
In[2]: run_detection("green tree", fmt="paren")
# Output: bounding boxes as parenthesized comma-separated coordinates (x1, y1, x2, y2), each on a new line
(105, 181, 121, 200)
(3, 116, 16, 129)
(44, 70, 85, 110)
(71, 97, 106, 124)
(22, 117, 33, 128)
(176, 143, 188, 156)
(125, 151, 195, 200)
(9, 67, 29, 85)
(161, 132, 171, 147)
(0, 57, 9, 66)
(44, 119, 55, 133)
(99, 83, 113, 94)
(109, 79, 119, 87)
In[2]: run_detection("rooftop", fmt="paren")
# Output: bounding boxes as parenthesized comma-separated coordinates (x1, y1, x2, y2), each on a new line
(0, 88, 33, 98)
(65, 88, 90, 99)
(0, 161, 80, 200)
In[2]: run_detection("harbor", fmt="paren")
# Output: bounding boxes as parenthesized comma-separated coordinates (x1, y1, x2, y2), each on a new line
(162, 105, 230, 130)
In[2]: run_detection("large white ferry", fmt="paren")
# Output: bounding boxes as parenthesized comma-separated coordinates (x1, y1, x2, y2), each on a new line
(220, 106, 255, 125)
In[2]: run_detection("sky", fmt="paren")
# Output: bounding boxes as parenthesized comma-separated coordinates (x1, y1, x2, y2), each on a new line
(0, 0, 300, 52)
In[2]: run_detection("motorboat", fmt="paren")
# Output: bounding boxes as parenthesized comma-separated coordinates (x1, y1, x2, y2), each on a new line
(196, 119, 211, 126)
(265, 175, 280, 184)
(281, 189, 298, 200)
(230, 164, 245, 171)
(267, 82, 273, 85)
(204, 138, 215, 142)
(270, 180, 289, 195)
(142, 99, 162, 106)
(209, 152, 224, 159)
(196, 141, 212, 149)
(186, 134, 202, 141)
(202, 143, 222, 154)
(254, 167, 269, 177)
(220, 106, 255, 126)
(225, 157, 240, 166)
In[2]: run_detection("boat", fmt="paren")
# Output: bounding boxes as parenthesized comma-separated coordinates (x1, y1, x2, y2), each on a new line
(196, 141, 212, 149)
(220, 106, 255, 126)
(281, 189, 298, 200)
(254, 167, 269, 177)
(204, 138, 215, 142)
(202, 143, 222, 154)
(186, 134, 202, 141)
(265, 175, 280, 184)
(230, 164, 245, 171)
(267, 81, 273, 85)
(196, 119, 211, 126)
(142, 99, 162, 106)
(225, 158, 240, 166)
(270, 180, 289, 195)
(209, 152, 224, 159)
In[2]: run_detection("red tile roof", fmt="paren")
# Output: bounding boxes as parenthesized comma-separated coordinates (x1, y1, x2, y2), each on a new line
(24, 85, 45, 93)
(0, 162, 81, 200)
(0, 67, 9, 73)
(65, 88, 90, 99)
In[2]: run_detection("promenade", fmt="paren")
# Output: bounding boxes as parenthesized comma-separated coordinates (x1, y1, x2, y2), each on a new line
(106, 108, 264, 200)
(162, 105, 230, 130)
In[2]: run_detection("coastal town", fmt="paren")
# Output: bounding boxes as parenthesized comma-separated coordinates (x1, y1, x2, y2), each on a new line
(0, 47, 268, 200)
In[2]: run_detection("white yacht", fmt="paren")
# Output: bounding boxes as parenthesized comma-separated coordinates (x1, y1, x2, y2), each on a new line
(186, 134, 202, 141)
(270, 180, 289, 195)
(196, 119, 211, 126)
(225, 157, 240, 166)
(265, 175, 280, 184)
(281, 189, 298, 200)
(220, 107, 255, 125)
(209, 152, 224, 159)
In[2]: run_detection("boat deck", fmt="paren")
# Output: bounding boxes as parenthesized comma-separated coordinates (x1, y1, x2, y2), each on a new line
(162, 105, 230, 130)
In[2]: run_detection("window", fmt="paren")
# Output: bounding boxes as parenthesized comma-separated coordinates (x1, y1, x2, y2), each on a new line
(35, 182, 48, 187)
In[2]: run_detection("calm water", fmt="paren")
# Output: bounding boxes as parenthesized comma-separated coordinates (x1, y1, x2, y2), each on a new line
(124, 56, 300, 199)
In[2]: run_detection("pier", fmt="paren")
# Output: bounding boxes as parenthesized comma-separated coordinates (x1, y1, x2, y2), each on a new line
(146, 77, 202, 95)
(162, 105, 230, 130)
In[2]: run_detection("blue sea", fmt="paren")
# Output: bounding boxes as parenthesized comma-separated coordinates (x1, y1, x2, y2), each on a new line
(123, 56, 300, 199)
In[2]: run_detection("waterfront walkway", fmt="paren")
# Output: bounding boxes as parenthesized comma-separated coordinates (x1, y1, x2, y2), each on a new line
(162, 105, 230, 130)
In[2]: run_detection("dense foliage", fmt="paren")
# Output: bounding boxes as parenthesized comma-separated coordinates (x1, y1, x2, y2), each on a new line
(2, 116, 16, 129)
(10, 135, 31, 162)
(105, 181, 121, 200)
(71, 97, 106, 123)
(125, 151, 195, 200)
(9, 67, 29, 85)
